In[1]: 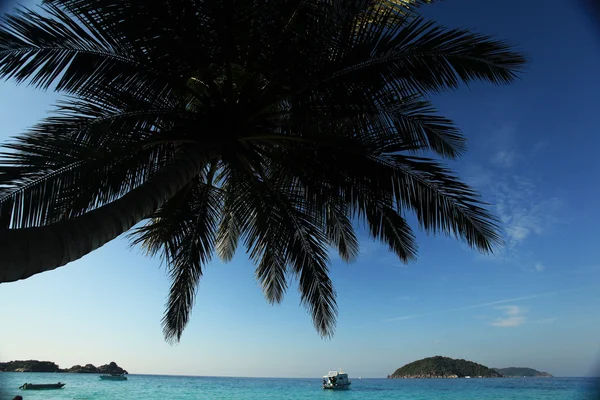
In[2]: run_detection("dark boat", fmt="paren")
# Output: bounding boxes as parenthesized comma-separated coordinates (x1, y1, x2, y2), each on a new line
(19, 382, 66, 390)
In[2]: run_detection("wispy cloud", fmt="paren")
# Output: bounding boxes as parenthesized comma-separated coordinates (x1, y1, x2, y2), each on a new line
(463, 136, 562, 262)
(491, 177, 562, 256)
(534, 262, 545, 272)
(491, 150, 517, 168)
(491, 305, 527, 327)
(386, 288, 587, 323)
(387, 315, 420, 322)
(463, 122, 563, 264)
(451, 291, 565, 312)
(464, 163, 494, 188)
(488, 307, 557, 327)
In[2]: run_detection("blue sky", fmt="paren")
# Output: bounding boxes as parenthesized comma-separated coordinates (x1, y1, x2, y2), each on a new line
(1, 0, 599, 378)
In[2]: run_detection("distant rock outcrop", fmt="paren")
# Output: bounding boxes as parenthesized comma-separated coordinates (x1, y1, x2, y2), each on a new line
(97, 362, 128, 375)
(388, 356, 502, 379)
(64, 361, 127, 374)
(493, 367, 553, 377)
(64, 364, 97, 373)
(0, 360, 127, 374)
(0, 360, 60, 373)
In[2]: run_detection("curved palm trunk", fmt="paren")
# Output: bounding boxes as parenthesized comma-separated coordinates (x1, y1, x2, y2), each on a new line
(0, 156, 204, 283)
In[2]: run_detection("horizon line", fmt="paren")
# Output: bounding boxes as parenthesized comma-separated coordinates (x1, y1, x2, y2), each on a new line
(0, 371, 595, 379)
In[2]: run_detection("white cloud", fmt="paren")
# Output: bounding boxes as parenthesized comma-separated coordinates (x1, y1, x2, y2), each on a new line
(461, 121, 563, 265)
(497, 305, 522, 316)
(534, 262, 545, 272)
(386, 288, 587, 323)
(452, 291, 561, 311)
(491, 316, 526, 327)
(473, 172, 562, 263)
(491, 305, 527, 327)
(506, 225, 530, 241)
(491, 150, 517, 168)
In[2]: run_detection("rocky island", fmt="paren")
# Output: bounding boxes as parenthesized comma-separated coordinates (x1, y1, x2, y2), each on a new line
(388, 356, 503, 379)
(0, 360, 128, 374)
(493, 367, 553, 377)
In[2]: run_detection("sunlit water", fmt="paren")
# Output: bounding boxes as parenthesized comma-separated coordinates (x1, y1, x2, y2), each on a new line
(1, 373, 597, 400)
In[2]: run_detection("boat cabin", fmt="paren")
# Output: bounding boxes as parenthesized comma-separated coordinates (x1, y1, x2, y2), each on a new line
(322, 370, 351, 389)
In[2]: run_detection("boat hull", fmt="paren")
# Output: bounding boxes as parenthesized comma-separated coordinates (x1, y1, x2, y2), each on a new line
(323, 383, 351, 390)
(20, 383, 65, 390)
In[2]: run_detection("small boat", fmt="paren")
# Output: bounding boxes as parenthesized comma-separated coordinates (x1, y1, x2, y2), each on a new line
(323, 369, 351, 390)
(465, 376, 471, 379)
(19, 382, 65, 390)
(99, 374, 127, 381)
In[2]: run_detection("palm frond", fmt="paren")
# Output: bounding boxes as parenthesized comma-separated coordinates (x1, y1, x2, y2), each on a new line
(0, 0, 525, 341)
(289, 226, 337, 338)
(301, 16, 526, 96)
(214, 167, 244, 262)
(0, 142, 174, 228)
(130, 174, 222, 343)
(387, 154, 503, 251)
(365, 203, 417, 261)
(0, 98, 187, 227)
(254, 227, 290, 305)
(220, 161, 292, 305)
(259, 138, 500, 254)
(293, 91, 465, 158)
(374, 93, 465, 158)
(235, 157, 337, 336)
(0, 4, 140, 92)
(326, 201, 360, 262)
(0, 152, 207, 282)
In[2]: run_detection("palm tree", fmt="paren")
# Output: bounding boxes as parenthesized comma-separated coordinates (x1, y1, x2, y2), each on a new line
(0, 0, 525, 342)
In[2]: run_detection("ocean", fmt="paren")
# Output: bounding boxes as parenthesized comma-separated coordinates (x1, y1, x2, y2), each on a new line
(1, 373, 598, 400)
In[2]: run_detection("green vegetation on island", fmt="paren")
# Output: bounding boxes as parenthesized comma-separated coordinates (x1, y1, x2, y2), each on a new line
(388, 356, 502, 379)
(493, 367, 553, 377)
(0, 360, 127, 374)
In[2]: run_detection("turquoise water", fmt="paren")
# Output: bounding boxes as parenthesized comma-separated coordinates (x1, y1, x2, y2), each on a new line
(1, 373, 598, 400)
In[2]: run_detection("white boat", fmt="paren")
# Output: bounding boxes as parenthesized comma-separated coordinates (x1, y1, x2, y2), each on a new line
(322, 369, 351, 390)
(465, 376, 471, 379)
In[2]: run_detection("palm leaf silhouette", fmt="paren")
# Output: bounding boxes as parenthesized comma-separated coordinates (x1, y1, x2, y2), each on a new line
(0, 0, 525, 341)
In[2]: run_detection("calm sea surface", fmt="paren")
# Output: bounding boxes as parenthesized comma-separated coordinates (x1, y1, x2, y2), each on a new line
(1, 373, 598, 400)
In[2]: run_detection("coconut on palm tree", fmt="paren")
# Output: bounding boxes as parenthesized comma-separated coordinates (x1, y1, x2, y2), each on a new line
(0, 0, 525, 342)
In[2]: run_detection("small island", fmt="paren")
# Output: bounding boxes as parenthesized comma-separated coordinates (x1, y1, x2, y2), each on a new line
(493, 367, 553, 377)
(0, 360, 128, 374)
(388, 356, 502, 379)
